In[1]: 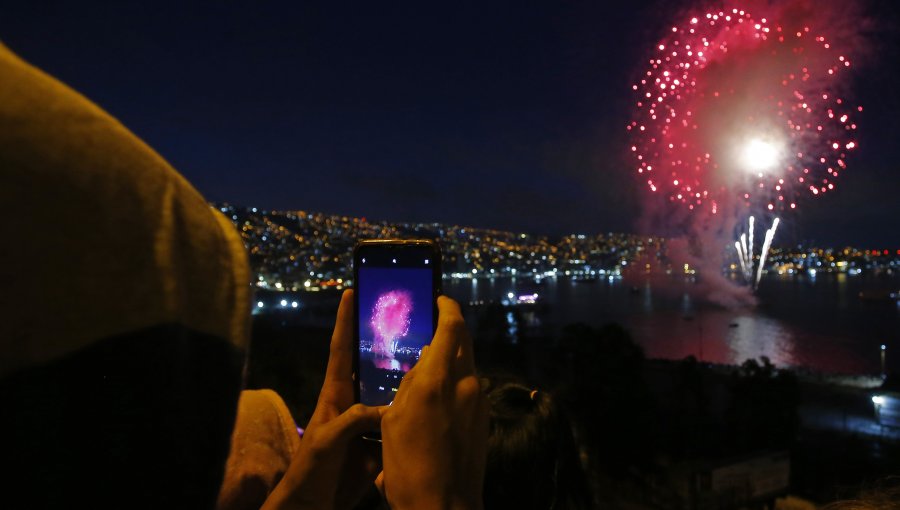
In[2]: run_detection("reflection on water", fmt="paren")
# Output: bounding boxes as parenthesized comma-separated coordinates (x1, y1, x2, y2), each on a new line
(642, 282, 653, 313)
(725, 314, 795, 368)
(447, 271, 900, 375)
(837, 272, 848, 309)
(506, 312, 518, 344)
(372, 357, 411, 372)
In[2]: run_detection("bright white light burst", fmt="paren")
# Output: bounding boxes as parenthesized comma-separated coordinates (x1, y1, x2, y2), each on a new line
(742, 139, 780, 172)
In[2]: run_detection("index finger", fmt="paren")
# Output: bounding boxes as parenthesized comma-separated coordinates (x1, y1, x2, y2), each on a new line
(419, 296, 467, 374)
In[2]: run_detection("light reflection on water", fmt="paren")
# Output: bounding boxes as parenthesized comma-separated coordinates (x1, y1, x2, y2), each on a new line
(446, 272, 900, 375)
(372, 357, 411, 372)
(724, 314, 795, 368)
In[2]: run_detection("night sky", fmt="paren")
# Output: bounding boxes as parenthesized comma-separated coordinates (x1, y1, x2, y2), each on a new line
(3, 1, 899, 246)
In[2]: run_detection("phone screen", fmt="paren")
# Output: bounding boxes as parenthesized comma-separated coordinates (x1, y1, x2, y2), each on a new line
(355, 242, 439, 407)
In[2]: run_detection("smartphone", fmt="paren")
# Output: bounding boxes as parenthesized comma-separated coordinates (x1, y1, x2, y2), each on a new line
(353, 239, 441, 428)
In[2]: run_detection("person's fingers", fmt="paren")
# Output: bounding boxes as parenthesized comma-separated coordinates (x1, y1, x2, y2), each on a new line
(320, 404, 385, 445)
(324, 289, 354, 383)
(421, 296, 466, 373)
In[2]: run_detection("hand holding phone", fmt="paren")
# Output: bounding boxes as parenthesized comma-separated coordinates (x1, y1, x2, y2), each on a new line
(376, 297, 490, 510)
(353, 240, 442, 418)
(262, 291, 384, 510)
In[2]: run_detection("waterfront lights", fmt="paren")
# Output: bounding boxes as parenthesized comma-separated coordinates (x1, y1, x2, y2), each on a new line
(517, 293, 539, 304)
(872, 396, 885, 405)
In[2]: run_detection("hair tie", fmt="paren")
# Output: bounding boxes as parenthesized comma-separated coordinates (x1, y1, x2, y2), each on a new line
(530, 390, 538, 400)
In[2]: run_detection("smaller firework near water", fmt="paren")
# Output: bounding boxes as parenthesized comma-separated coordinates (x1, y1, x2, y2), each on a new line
(734, 215, 780, 289)
(370, 290, 413, 357)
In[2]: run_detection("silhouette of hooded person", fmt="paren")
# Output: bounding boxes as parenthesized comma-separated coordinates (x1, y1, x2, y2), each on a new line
(0, 41, 298, 509)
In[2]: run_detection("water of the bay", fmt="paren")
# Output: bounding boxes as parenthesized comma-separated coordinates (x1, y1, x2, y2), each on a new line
(444, 271, 900, 376)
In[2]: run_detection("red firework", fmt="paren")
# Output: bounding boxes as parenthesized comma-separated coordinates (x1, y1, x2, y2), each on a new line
(628, 6, 860, 214)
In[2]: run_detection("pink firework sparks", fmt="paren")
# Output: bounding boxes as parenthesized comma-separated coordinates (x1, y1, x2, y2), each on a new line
(370, 290, 413, 357)
(628, 5, 860, 214)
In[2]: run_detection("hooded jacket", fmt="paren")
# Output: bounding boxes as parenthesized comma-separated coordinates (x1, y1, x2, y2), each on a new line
(0, 41, 255, 508)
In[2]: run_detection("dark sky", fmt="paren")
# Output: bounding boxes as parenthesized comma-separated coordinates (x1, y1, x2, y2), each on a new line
(2, 1, 899, 246)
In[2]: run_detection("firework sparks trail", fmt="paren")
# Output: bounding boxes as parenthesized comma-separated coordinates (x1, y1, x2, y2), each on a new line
(755, 217, 781, 288)
(735, 239, 748, 277)
(748, 215, 755, 267)
(628, 6, 861, 215)
(370, 290, 413, 357)
(741, 217, 754, 282)
(740, 232, 750, 279)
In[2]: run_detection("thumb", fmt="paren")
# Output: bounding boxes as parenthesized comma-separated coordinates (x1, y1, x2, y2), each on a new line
(319, 404, 386, 445)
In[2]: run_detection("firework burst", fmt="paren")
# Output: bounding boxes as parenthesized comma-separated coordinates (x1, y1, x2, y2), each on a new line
(628, 6, 861, 214)
(370, 290, 413, 357)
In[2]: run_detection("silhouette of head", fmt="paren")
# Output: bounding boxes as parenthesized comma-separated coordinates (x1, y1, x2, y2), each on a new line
(482, 376, 592, 510)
